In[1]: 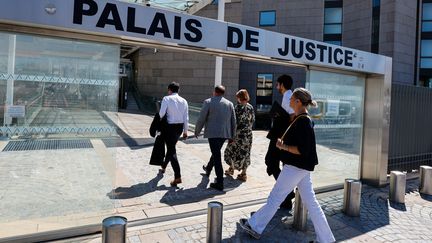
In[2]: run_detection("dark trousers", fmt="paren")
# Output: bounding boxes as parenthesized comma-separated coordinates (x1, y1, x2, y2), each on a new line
(266, 139, 295, 207)
(204, 138, 226, 185)
(162, 123, 183, 179)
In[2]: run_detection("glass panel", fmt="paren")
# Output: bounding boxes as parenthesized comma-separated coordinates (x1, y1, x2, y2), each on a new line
(306, 70, 365, 188)
(257, 73, 273, 89)
(325, 40, 342, 46)
(260, 11, 276, 26)
(324, 24, 342, 34)
(324, 8, 342, 24)
(421, 58, 432, 68)
(421, 40, 432, 57)
(257, 89, 273, 96)
(373, 0, 380, 8)
(422, 21, 432, 32)
(0, 31, 119, 238)
(423, 3, 432, 21)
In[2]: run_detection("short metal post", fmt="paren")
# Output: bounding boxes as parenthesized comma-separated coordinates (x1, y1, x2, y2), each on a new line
(293, 189, 307, 231)
(343, 179, 362, 217)
(389, 171, 406, 203)
(102, 216, 127, 243)
(207, 201, 223, 243)
(420, 165, 432, 195)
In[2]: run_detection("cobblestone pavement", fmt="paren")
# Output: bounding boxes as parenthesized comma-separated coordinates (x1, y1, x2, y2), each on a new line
(0, 112, 419, 239)
(59, 179, 432, 243)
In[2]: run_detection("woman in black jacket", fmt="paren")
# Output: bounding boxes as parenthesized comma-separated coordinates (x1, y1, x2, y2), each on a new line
(239, 88, 335, 243)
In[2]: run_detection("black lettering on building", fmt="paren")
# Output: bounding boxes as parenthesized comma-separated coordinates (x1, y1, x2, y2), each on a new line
(148, 12, 171, 38)
(173, 16, 182, 40)
(184, 19, 202, 42)
(345, 50, 353, 67)
(316, 44, 327, 62)
(127, 7, 146, 34)
(278, 37, 289, 56)
(291, 39, 304, 58)
(334, 48, 344, 65)
(305, 42, 316, 60)
(327, 46, 333, 64)
(227, 26, 243, 48)
(96, 3, 124, 31)
(73, 0, 98, 25)
(245, 30, 259, 51)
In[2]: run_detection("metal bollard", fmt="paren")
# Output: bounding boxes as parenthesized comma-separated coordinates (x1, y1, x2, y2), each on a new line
(293, 189, 308, 231)
(389, 171, 406, 203)
(420, 165, 432, 195)
(343, 179, 362, 217)
(102, 216, 127, 243)
(207, 201, 223, 243)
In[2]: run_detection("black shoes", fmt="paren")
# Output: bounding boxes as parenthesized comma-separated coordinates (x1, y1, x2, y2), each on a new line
(239, 218, 261, 239)
(209, 182, 224, 191)
(202, 165, 210, 176)
(280, 200, 293, 211)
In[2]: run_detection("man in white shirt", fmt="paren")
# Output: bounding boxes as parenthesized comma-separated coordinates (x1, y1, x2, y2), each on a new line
(159, 82, 189, 187)
(265, 74, 296, 210)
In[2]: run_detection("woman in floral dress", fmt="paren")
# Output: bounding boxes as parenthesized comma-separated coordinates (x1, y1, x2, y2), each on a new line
(224, 89, 255, 181)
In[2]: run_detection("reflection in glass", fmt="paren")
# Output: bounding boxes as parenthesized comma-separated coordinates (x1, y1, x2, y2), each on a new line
(324, 24, 342, 34)
(423, 3, 432, 21)
(307, 70, 365, 188)
(259, 11, 276, 26)
(324, 8, 342, 24)
(0, 31, 119, 238)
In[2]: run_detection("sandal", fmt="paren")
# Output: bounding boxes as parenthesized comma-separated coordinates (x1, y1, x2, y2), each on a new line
(237, 173, 247, 181)
(224, 167, 234, 176)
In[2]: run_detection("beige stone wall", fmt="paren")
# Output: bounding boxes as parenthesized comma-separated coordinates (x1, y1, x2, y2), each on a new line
(135, 48, 240, 103)
(133, 1, 242, 103)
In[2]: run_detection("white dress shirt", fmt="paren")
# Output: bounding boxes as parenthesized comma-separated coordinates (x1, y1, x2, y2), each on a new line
(281, 89, 294, 114)
(159, 93, 189, 132)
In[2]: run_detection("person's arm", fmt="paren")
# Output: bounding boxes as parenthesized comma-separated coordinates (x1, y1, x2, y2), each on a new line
(159, 97, 167, 119)
(230, 103, 236, 140)
(276, 118, 312, 156)
(183, 102, 189, 138)
(195, 100, 209, 137)
(276, 139, 301, 154)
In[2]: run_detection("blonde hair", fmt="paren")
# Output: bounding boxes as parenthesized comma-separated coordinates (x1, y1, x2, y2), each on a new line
(236, 89, 250, 102)
(292, 88, 317, 107)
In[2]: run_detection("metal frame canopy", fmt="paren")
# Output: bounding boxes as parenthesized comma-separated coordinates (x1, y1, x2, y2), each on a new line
(0, 0, 389, 75)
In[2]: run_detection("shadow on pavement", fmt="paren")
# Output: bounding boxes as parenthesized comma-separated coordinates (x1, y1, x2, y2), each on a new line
(107, 173, 168, 199)
(421, 194, 432, 201)
(160, 174, 244, 206)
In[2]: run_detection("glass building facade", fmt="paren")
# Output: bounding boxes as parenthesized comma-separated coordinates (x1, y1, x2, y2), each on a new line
(0, 31, 120, 237)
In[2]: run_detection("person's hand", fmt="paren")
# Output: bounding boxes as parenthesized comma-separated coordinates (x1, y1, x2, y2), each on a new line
(182, 132, 188, 139)
(276, 138, 284, 150)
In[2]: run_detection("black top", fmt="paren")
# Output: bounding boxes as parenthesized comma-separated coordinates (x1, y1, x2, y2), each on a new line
(266, 101, 290, 140)
(279, 113, 318, 171)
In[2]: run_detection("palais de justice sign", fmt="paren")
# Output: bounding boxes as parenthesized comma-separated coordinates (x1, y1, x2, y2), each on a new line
(0, 0, 386, 74)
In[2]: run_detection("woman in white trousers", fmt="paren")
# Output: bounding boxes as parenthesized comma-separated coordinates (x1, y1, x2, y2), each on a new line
(239, 88, 335, 243)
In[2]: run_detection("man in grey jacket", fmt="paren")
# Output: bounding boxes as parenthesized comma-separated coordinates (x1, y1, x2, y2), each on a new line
(195, 85, 236, 191)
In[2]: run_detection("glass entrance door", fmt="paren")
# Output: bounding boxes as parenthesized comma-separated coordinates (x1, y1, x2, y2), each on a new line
(306, 69, 366, 188)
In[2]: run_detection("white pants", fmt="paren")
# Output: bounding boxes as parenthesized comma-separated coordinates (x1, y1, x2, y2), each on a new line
(248, 165, 335, 243)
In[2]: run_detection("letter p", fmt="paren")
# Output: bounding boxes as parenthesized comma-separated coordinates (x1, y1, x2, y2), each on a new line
(73, 0, 98, 24)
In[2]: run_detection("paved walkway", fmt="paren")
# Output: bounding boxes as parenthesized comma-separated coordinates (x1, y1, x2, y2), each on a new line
(0, 111, 426, 241)
(57, 179, 432, 243)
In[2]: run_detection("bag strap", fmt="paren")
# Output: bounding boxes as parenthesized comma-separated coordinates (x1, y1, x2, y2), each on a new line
(280, 114, 310, 140)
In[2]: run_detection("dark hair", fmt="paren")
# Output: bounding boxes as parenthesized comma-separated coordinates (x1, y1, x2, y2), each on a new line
(236, 89, 250, 102)
(168, 82, 180, 93)
(214, 85, 225, 95)
(276, 75, 293, 90)
(292, 88, 317, 107)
